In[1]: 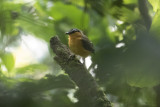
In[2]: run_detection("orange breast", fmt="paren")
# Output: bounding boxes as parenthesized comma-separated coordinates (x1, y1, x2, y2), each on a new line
(68, 36, 91, 58)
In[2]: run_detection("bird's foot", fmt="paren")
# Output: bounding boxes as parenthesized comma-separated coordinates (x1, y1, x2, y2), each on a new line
(68, 54, 82, 64)
(68, 54, 76, 60)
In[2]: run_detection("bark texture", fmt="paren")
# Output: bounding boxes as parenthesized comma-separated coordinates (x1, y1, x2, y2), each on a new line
(50, 36, 112, 107)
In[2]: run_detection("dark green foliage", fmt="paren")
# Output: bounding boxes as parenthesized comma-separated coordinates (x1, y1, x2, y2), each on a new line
(0, 74, 75, 107)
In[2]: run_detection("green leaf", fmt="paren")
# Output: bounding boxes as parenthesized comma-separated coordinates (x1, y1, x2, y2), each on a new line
(150, 10, 160, 38)
(49, 2, 89, 29)
(148, 0, 160, 12)
(0, 1, 21, 36)
(110, 6, 139, 23)
(1, 52, 15, 71)
(123, 0, 137, 4)
(15, 64, 48, 74)
(17, 14, 55, 41)
(126, 69, 160, 88)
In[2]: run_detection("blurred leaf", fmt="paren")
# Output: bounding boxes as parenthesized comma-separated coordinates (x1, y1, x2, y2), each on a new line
(49, 2, 89, 29)
(111, 6, 139, 23)
(150, 10, 160, 39)
(16, 64, 48, 74)
(1, 52, 15, 71)
(85, 0, 106, 16)
(17, 13, 55, 41)
(0, 76, 76, 107)
(123, 0, 138, 4)
(140, 88, 156, 106)
(50, 90, 75, 107)
(124, 35, 160, 88)
(148, 0, 160, 12)
(126, 69, 160, 88)
(0, 1, 21, 36)
(18, 74, 76, 94)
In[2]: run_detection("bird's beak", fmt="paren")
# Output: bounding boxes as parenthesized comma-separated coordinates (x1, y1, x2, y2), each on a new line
(65, 32, 70, 34)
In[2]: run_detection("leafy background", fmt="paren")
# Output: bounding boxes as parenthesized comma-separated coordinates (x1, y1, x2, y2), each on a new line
(0, 0, 160, 107)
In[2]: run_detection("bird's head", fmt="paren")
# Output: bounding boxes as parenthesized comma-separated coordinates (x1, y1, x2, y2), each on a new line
(65, 28, 80, 35)
(65, 28, 83, 38)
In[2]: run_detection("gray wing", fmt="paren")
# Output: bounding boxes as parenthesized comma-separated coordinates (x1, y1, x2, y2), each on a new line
(81, 36, 95, 53)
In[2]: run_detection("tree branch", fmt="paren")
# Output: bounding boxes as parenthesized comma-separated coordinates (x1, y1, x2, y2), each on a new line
(50, 36, 112, 107)
(138, 0, 152, 30)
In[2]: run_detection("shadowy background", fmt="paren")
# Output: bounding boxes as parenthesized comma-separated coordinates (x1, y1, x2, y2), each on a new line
(0, 0, 160, 107)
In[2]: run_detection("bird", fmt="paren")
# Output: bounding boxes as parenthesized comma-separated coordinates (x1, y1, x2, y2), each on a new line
(65, 28, 94, 58)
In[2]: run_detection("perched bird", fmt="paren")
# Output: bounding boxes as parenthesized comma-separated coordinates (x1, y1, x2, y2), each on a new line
(66, 29, 94, 58)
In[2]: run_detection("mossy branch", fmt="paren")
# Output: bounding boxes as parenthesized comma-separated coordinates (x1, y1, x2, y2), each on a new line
(50, 36, 112, 107)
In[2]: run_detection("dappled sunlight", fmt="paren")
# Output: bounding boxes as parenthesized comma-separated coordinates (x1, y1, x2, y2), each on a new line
(12, 35, 49, 68)
(85, 56, 92, 69)
(13, 46, 35, 67)
(115, 43, 125, 48)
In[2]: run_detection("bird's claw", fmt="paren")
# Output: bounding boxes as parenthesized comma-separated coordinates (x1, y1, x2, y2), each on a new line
(67, 54, 81, 64)
(68, 54, 76, 60)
